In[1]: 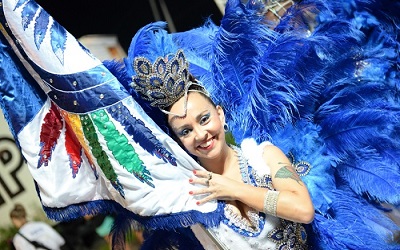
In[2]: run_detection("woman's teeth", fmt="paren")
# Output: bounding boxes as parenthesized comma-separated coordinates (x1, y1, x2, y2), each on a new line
(200, 139, 212, 148)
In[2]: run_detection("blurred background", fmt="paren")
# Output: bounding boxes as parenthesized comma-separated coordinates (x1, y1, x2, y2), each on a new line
(36, 0, 224, 54)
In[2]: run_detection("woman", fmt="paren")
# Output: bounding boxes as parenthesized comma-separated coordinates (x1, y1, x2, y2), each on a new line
(131, 49, 315, 249)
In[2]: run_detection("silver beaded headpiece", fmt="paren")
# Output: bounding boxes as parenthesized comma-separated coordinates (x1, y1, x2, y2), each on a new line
(130, 49, 208, 116)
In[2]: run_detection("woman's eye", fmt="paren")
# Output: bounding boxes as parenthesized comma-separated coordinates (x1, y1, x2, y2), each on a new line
(200, 113, 210, 125)
(179, 128, 190, 137)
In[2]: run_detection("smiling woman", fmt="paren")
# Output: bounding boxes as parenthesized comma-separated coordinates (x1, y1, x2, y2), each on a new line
(167, 92, 226, 166)
(1, 0, 399, 249)
(129, 48, 314, 249)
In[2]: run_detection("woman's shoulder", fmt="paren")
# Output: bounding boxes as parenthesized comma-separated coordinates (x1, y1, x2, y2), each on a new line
(241, 138, 282, 158)
(240, 138, 274, 175)
(240, 138, 273, 151)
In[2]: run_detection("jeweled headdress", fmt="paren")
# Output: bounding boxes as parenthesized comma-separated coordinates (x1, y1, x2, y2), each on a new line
(130, 49, 208, 116)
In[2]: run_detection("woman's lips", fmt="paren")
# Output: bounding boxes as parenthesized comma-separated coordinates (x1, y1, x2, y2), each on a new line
(198, 137, 214, 150)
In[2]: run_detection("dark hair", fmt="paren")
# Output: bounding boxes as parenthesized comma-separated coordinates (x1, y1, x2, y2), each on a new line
(165, 77, 216, 113)
(10, 204, 26, 219)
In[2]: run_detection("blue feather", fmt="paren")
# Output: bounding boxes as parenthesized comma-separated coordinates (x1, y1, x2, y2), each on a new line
(315, 74, 400, 204)
(269, 120, 338, 214)
(309, 188, 400, 249)
(172, 19, 217, 80)
(125, 21, 178, 77)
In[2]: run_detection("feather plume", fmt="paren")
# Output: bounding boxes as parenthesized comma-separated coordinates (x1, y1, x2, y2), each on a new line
(112, 0, 400, 248)
(171, 19, 218, 79)
(125, 21, 178, 77)
(201, 0, 400, 248)
(315, 79, 400, 204)
(309, 188, 400, 249)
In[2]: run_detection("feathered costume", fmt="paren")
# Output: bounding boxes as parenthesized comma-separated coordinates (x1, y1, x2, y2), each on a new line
(0, 0, 399, 249)
(167, 0, 400, 248)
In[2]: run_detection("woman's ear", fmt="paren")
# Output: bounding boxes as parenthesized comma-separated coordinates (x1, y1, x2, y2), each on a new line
(216, 105, 225, 124)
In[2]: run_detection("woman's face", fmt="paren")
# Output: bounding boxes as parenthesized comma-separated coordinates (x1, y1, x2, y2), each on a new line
(168, 92, 226, 161)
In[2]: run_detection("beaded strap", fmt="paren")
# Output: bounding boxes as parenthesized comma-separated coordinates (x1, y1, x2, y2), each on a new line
(263, 190, 280, 216)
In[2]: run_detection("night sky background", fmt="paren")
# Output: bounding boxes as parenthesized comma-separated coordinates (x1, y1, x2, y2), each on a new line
(35, 0, 223, 52)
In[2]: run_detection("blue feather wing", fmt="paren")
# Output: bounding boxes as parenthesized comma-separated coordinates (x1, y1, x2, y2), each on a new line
(203, 0, 400, 248)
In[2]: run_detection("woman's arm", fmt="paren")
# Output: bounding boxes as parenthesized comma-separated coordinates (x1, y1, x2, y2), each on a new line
(234, 145, 314, 223)
(190, 145, 314, 224)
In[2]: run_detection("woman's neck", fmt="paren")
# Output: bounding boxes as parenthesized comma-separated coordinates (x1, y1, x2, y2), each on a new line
(14, 218, 27, 229)
(199, 144, 236, 175)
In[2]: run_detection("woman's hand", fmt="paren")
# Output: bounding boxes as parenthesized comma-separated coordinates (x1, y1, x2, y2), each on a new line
(188, 170, 242, 205)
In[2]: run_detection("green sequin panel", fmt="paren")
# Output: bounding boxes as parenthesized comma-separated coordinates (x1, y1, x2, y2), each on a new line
(80, 114, 118, 182)
(90, 110, 148, 177)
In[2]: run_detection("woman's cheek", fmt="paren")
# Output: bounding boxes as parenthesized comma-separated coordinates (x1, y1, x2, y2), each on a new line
(181, 138, 194, 152)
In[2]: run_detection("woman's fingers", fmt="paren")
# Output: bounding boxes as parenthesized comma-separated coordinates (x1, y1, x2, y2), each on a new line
(189, 187, 215, 205)
(189, 170, 235, 204)
(193, 170, 212, 179)
(195, 196, 214, 206)
(190, 170, 213, 186)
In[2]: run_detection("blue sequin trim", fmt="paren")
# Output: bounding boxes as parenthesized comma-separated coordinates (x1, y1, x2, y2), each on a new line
(220, 145, 268, 237)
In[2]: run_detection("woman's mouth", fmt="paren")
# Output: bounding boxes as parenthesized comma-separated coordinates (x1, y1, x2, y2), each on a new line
(198, 138, 214, 150)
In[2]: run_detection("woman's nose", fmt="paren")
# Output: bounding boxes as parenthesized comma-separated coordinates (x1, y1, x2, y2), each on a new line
(194, 126, 207, 141)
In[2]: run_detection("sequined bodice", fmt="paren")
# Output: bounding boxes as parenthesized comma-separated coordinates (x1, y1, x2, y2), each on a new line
(218, 145, 308, 250)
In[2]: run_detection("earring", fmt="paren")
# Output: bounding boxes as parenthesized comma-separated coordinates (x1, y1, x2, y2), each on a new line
(224, 123, 229, 132)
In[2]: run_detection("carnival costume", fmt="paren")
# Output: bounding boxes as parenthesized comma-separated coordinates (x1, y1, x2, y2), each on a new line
(203, 140, 308, 249)
(0, 0, 399, 249)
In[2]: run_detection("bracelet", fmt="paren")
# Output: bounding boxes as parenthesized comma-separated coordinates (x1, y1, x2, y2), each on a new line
(263, 190, 280, 216)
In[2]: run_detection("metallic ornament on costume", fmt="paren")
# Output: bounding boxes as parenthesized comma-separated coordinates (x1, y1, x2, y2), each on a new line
(130, 49, 191, 109)
(294, 161, 311, 176)
(267, 219, 307, 250)
(224, 145, 266, 237)
(263, 0, 295, 20)
(287, 152, 312, 176)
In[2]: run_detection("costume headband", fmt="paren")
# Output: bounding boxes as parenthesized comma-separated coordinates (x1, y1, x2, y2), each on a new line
(130, 49, 209, 117)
